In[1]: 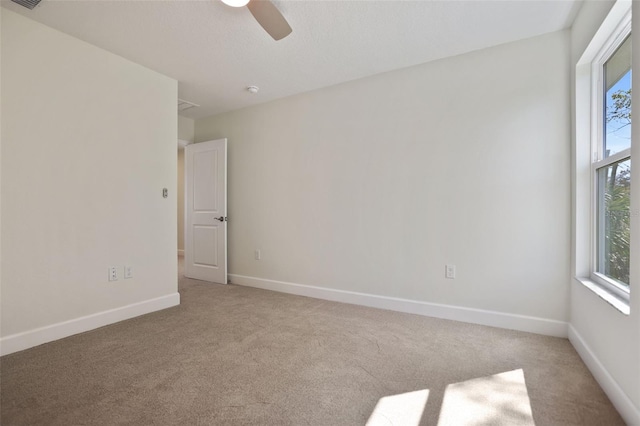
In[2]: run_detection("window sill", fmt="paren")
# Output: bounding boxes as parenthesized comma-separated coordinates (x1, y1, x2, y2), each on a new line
(575, 277, 630, 315)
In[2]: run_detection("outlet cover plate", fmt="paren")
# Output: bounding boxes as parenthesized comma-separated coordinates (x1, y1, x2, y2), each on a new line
(108, 267, 118, 282)
(445, 264, 456, 279)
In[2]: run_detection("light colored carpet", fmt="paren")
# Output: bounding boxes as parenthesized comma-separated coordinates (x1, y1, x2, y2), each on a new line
(1, 260, 623, 425)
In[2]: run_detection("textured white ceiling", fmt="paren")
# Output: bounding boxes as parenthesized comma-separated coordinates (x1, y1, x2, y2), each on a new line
(1, 0, 582, 119)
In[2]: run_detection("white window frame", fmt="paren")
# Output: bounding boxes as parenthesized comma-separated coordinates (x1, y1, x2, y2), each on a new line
(589, 12, 632, 304)
(575, 1, 632, 314)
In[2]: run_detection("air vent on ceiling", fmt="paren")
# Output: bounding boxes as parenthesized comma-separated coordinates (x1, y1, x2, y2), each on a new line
(178, 99, 199, 112)
(11, 0, 42, 10)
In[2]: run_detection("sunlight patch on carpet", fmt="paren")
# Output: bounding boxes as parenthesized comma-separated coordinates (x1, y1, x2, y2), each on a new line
(366, 389, 430, 426)
(437, 369, 534, 426)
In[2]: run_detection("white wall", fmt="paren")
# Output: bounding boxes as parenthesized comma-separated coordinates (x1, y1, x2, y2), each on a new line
(177, 148, 185, 253)
(1, 10, 178, 352)
(177, 116, 194, 253)
(569, 1, 640, 421)
(178, 115, 194, 143)
(0, 5, 3, 337)
(195, 31, 571, 326)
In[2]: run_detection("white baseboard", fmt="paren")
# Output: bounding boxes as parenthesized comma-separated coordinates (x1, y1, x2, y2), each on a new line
(0, 293, 180, 356)
(229, 274, 568, 338)
(568, 325, 640, 425)
(178, 249, 184, 256)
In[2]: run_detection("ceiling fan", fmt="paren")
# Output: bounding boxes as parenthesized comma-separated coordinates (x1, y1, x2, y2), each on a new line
(221, 0, 292, 41)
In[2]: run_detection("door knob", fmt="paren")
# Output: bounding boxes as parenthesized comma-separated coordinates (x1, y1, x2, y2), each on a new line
(215, 216, 224, 222)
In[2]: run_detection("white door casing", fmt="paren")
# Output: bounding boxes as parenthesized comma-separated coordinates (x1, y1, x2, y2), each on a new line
(185, 139, 227, 284)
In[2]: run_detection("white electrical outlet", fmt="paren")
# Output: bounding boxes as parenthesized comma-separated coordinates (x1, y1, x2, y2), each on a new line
(254, 249, 261, 260)
(445, 264, 456, 279)
(108, 267, 118, 282)
(124, 266, 133, 279)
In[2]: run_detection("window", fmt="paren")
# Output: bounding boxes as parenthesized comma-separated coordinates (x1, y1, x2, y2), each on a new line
(590, 14, 632, 304)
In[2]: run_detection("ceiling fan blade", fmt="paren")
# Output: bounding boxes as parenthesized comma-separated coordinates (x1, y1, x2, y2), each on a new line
(247, 0, 292, 41)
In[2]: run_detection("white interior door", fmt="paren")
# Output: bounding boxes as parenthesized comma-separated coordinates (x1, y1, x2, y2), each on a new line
(185, 139, 227, 284)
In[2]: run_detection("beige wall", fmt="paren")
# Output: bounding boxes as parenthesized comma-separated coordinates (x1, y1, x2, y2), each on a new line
(195, 31, 571, 322)
(1, 10, 178, 340)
